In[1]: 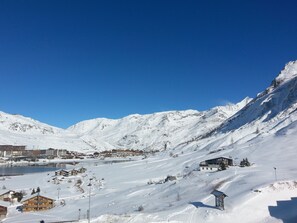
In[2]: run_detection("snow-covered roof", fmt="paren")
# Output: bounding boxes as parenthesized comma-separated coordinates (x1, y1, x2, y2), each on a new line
(0, 189, 15, 196)
(200, 164, 220, 168)
(55, 169, 69, 173)
(22, 194, 55, 202)
(207, 156, 232, 161)
(0, 200, 10, 207)
(211, 190, 227, 197)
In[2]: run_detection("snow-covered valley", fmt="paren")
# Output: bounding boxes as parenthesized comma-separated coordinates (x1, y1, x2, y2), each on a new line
(0, 60, 297, 222)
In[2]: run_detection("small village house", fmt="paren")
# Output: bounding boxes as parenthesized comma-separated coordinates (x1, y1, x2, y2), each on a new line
(0, 201, 9, 219)
(78, 167, 87, 173)
(0, 190, 17, 202)
(70, 169, 79, 176)
(199, 157, 233, 172)
(55, 169, 70, 177)
(21, 194, 54, 212)
(55, 167, 86, 177)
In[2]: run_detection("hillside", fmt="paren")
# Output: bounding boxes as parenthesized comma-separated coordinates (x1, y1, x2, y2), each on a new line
(177, 60, 297, 154)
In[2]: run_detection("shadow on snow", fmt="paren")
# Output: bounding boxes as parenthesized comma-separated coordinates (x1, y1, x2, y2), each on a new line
(268, 197, 297, 223)
(189, 201, 218, 210)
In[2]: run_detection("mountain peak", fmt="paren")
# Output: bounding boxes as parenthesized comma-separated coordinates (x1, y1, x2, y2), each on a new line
(275, 60, 297, 84)
(257, 60, 297, 98)
(236, 96, 252, 108)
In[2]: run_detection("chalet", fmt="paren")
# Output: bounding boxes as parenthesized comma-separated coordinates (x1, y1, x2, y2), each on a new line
(0, 190, 16, 202)
(70, 169, 79, 176)
(78, 167, 87, 173)
(55, 167, 86, 177)
(71, 167, 86, 175)
(22, 194, 54, 212)
(55, 169, 70, 177)
(199, 157, 233, 172)
(0, 201, 9, 219)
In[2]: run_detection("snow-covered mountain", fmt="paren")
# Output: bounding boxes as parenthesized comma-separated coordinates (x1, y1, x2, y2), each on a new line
(222, 60, 297, 132)
(0, 111, 94, 151)
(178, 60, 297, 154)
(0, 100, 248, 152)
(68, 99, 250, 151)
(0, 60, 296, 155)
(223, 61, 297, 140)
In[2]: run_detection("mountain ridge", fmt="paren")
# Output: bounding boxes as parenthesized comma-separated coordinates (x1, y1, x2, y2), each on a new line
(0, 60, 296, 153)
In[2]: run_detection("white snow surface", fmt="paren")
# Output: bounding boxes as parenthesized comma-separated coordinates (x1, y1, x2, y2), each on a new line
(2, 124, 297, 223)
(276, 60, 297, 84)
(0, 60, 297, 223)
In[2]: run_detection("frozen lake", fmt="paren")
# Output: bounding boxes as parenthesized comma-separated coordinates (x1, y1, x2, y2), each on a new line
(0, 158, 134, 176)
(0, 163, 66, 176)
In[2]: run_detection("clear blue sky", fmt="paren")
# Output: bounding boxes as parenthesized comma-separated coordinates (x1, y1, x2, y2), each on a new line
(0, 0, 296, 128)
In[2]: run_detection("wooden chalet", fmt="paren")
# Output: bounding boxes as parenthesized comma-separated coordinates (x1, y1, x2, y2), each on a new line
(70, 169, 79, 176)
(0, 201, 9, 219)
(55, 169, 70, 177)
(199, 157, 233, 172)
(55, 167, 86, 177)
(78, 167, 87, 173)
(0, 190, 16, 202)
(22, 194, 54, 212)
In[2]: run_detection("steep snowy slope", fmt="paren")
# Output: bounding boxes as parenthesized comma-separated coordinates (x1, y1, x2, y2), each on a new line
(0, 111, 62, 134)
(222, 60, 297, 132)
(217, 60, 297, 146)
(68, 99, 250, 152)
(178, 60, 297, 152)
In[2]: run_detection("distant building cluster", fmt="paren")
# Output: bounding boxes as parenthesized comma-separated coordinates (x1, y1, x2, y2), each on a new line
(0, 145, 83, 161)
(99, 149, 145, 158)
